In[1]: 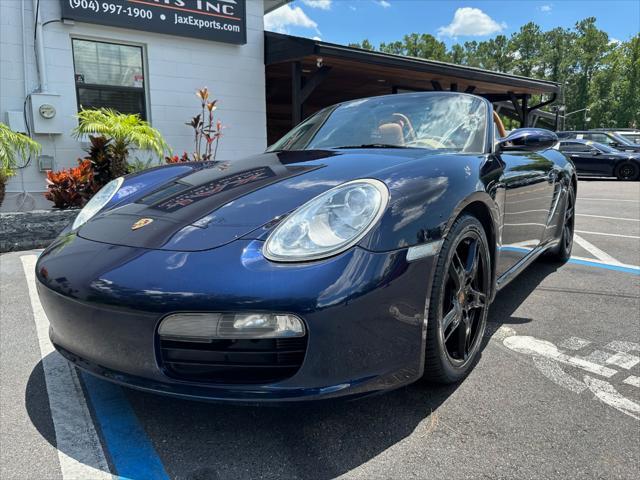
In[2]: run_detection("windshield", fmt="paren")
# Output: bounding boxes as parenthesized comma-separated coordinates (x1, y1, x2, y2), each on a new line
(619, 132, 640, 144)
(267, 93, 489, 154)
(589, 141, 617, 153)
(610, 132, 635, 146)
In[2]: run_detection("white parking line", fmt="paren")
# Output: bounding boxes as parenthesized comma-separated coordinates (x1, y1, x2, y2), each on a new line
(575, 230, 640, 240)
(576, 214, 640, 222)
(605, 341, 640, 354)
(532, 356, 587, 394)
(503, 334, 640, 420)
(20, 255, 113, 480)
(624, 376, 640, 388)
(503, 336, 618, 378)
(573, 234, 622, 264)
(579, 198, 640, 203)
(606, 352, 640, 370)
(584, 375, 640, 420)
(559, 337, 592, 351)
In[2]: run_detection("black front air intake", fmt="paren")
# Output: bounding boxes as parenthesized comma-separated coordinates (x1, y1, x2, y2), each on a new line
(158, 336, 307, 384)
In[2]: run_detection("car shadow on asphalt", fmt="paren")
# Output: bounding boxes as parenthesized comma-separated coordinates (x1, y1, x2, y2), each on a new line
(484, 258, 561, 338)
(24, 260, 561, 480)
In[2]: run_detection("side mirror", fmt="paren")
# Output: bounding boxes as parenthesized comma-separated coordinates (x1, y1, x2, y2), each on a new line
(590, 149, 601, 155)
(498, 128, 558, 153)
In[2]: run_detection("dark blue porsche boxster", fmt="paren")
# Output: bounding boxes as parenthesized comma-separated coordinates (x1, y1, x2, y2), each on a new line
(36, 92, 576, 403)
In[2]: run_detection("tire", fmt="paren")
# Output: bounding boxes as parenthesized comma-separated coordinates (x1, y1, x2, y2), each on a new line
(615, 161, 639, 181)
(546, 186, 575, 263)
(423, 214, 491, 384)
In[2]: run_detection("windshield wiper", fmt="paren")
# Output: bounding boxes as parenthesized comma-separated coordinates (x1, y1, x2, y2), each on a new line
(332, 144, 412, 149)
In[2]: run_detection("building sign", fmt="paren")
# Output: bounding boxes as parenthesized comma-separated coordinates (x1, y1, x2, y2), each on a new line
(60, 0, 247, 45)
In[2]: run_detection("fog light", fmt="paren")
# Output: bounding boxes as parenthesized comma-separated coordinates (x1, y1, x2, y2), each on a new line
(158, 312, 305, 342)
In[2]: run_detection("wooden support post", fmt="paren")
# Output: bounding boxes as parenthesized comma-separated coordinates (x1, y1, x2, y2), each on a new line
(300, 66, 331, 104)
(508, 91, 524, 126)
(522, 95, 529, 127)
(431, 80, 443, 91)
(450, 83, 458, 92)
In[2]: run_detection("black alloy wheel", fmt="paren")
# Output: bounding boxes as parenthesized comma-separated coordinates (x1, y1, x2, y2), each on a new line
(547, 185, 575, 263)
(615, 161, 639, 181)
(423, 215, 491, 384)
(562, 188, 575, 254)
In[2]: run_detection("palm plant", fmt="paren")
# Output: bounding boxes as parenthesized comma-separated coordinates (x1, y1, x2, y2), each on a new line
(0, 122, 41, 205)
(73, 109, 169, 177)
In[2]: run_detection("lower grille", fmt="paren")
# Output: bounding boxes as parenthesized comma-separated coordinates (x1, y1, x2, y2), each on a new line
(159, 337, 307, 384)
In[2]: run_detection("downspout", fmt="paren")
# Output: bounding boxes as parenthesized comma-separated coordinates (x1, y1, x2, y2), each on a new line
(32, 0, 48, 92)
(21, 0, 29, 96)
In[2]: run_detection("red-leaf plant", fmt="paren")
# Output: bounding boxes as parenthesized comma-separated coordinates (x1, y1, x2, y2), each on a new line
(44, 159, 97, 209)
(184, 87, 224, 162)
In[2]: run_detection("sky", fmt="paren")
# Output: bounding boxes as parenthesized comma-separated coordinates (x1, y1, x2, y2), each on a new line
(264, 1, 640, 47)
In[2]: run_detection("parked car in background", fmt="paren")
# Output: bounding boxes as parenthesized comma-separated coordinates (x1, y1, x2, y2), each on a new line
(591, 128, 640, 145)
(559, 139, 640, 180)
(557, 130, 640, 153)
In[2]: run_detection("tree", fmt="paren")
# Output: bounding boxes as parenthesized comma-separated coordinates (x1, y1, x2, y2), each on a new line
(350, 17, 637, 129)
(462, 41, 480, 67)
(476, 35, 510, 72)
(448, 44, 465, 65)
(402, 33, 448, 61)
(349, 39, 374, 51)
(510, 22, 543, 77)
(0, 122, 41, 205)
(573, 17, 611, 128)
(618, 35, 640, 128)
(542, 28, 574, 82)
(379, 40, 404, 55)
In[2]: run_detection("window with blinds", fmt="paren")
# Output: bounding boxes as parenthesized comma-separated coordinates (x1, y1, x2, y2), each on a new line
(72, 39, 147, 119)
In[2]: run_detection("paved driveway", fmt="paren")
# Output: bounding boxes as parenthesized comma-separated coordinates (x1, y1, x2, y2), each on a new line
(1, 180, 638, 480)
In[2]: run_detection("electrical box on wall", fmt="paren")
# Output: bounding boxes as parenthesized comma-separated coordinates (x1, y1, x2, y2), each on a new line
(30, 93, 63, 134)
(38, 155, 54, 171)
(6, 111, 27, 133)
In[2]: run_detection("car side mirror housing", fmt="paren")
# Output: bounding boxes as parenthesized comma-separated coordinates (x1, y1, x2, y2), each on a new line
(498, 128, 558, 153)
(591, 149, 601, 155)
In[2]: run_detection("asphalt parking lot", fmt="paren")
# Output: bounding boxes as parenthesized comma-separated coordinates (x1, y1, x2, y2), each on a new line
(1, 180, 639, 480)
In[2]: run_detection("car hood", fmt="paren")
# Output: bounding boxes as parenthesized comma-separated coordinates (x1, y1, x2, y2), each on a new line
(77, 149, 434, 251)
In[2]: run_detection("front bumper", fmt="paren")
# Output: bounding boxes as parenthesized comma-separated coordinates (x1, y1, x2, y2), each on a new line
(36, 234, 436, 402)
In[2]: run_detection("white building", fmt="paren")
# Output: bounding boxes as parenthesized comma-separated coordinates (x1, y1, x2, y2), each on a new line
(1, 1, 560, 212)
(0, 0, 286, 211)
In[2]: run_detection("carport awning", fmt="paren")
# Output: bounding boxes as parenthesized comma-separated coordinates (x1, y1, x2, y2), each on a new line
(266, 32, 560, 97)
(265, 32, 561, 143)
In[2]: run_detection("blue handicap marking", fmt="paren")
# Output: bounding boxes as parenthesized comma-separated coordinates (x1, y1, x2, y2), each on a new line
(499, 246, 640, 275)
(81, 372, 170, 480)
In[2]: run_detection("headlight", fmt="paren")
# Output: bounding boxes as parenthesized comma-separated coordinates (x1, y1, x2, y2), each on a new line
(264, 179, 389, 262)
(72, 177, 124, 230)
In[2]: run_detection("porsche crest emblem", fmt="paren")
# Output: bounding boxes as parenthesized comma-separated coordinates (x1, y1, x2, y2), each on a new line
(131, 218, 154, 230)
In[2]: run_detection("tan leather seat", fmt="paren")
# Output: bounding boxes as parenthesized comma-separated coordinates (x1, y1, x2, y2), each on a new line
(493, 111, 507, 138)
(378, 123, 404, 145)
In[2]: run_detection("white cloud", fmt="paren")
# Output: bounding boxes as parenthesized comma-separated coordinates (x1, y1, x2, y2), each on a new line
(437, 7, 506, 38)
(376, 1, 391, 8)
(264, 5, 318, 34)
(609, 38, 622, 46)
(302, 0, 332, 9)
(313, 35, 322, 41)
(540, 4, 552, 12)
